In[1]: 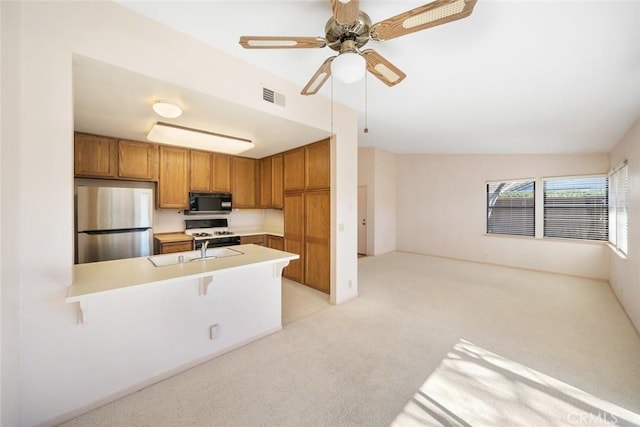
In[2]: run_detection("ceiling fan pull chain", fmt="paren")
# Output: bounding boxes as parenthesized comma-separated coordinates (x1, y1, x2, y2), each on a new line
(364, 72, 369, 134)
(330, 74, 334, 140)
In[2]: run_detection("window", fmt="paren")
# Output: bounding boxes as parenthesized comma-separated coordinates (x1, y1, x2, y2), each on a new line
(609, 162, 628, 254)
(543, 176, 608, 241)
(486, 180, 535, 237)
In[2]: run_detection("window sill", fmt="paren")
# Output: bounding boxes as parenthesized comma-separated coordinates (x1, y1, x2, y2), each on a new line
(484, 233, 535, 241)
(607, 243, 628, 260)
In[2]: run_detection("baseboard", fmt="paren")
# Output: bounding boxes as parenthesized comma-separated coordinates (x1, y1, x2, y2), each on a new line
(35, 325, 282, 427)
(396, 250, 608, 282)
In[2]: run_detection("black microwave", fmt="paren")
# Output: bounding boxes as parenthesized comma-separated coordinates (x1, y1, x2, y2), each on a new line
(187, 192, 232, 214)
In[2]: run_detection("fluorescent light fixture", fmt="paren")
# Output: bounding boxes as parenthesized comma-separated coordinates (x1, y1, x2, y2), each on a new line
(147, 122, 254, 155)
(152, 100, 182, 118)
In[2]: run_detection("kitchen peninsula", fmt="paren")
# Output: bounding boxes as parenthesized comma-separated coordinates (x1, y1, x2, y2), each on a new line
(67, 244, 296, 302)
(67, 244, 297, 320)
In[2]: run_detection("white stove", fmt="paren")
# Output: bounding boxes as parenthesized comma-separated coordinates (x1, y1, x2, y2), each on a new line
(186, 229, 236, 240)
(185, 219, 241, 248)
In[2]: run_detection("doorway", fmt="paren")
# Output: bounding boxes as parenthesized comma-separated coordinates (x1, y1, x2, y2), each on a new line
(358, 186, 367, 256)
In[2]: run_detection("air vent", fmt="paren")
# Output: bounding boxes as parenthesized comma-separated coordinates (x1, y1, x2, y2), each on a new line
(262, 87, 286, 107)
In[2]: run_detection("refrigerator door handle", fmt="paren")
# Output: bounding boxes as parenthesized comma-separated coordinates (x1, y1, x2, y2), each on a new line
(80, 227, 152, 235)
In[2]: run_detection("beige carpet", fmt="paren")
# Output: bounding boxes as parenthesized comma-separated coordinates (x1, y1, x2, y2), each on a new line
(61, 252, 640, 427)
(282, 278, 330, 325)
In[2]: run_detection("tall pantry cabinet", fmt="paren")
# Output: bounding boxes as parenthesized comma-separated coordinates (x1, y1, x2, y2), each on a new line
(283, 138, 330, 294)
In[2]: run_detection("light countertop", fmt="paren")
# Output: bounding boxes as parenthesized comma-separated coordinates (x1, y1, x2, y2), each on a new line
(66, 244, 298, 303)
(153, 232, 193, 242)
(230, 229, 284, 238)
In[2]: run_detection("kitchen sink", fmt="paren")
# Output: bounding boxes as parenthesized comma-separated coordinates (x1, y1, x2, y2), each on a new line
(148, 247, 243, 267)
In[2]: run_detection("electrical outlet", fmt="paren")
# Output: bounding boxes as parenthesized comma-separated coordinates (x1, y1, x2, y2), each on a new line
(348, 280, 352, 289)
(209, 323, 220, 340)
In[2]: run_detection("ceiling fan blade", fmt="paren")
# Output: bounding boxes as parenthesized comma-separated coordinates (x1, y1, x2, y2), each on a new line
(331, 0, 360, 26)
(239, 36, 327, 49)
(362, 50, 406, 87)
(301, 56, 335, 96)
(370, 0, 477, 41)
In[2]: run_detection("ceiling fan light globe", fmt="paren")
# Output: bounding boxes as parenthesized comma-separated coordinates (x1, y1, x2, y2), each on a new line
(331, 52, 366, 84)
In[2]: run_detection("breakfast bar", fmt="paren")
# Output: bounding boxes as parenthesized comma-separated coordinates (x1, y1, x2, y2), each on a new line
(66, 244, 299, 323)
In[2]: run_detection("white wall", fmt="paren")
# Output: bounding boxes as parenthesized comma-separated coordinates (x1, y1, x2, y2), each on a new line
(153, 208, 278, 234)
(373, 149, 397, 255)
(609, 117, 640, 333)
(397, 153, 610, 279)
(1, 1, 357, 425)
(358, 147, 397, 256)
(1, 3, 22, 427)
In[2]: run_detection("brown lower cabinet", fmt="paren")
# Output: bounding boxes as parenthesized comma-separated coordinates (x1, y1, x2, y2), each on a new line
(304, 190, 330, 293)
(284, 192, 305, 283)
(240, 234, 266, 246)
(267, 235, 284, 251)
(153, 234, 194, 254)
(283, 190, 330, 293)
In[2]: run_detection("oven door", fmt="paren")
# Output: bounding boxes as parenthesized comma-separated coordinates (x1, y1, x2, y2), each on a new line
(195, 236, 241, 249)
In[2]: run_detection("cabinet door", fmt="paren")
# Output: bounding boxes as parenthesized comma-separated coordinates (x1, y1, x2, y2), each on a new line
(271, 154, 284, 209)
(283, 148, 305, 192)
(158, 240, 193, 254)
(231, 157, 257, 208)
(305, 190, 330, 293)
(189, 150, 212, 192)
(305, 138, 330, 190)
(118, 140, 156, 180)
(259, 157, 272, 208)
(74, 133, 116, 178)
(241, 234, 266, 246)
(158, 146, 189, 209)
(284, 192, 304, 283)
(212, 153, 232, 192)
(267, 235, 284, 251)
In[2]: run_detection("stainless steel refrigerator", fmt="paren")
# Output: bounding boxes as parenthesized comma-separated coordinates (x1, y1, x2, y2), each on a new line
(76, 185, 153, 264)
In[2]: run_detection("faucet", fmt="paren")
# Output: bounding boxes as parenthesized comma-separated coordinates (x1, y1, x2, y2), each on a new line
(200, 240, 209, 259)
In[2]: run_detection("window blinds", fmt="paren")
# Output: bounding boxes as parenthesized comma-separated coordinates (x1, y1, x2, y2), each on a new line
(543, 176, 608, 241)
(609, 163, 628, 254)
(486, 180, 535, 237)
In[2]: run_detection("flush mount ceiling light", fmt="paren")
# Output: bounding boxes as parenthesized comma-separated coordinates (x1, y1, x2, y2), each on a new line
(147, 122, 254, 155)
(152, 100, 183, 118)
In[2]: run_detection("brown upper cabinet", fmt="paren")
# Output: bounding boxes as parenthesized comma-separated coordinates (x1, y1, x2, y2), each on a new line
(189, 150, 213, 192)
(190, 151, 232, 193)
(259, 157, 272, 208)
(283, 147, 305, 192)
(232, 157, 257, 208)
(118, 139, 156, 181)
(212, 153, 232, 192)
(74, 133, 157, 181)
(271, 154, 284, 209)
(74, 133, 117, 178)
(305, 138, 330, 190)
(158, 145, 189, 209)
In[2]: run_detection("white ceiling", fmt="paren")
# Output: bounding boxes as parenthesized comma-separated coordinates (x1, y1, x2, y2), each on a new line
(73, 56, 330, 159)
(89, 0, 639, 155)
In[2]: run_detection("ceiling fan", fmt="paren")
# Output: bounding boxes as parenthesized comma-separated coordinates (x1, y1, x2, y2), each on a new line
(239, 0, 478, 96)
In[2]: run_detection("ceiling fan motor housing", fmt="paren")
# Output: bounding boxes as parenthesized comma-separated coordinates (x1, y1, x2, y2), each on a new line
(325, 11, 372, 52)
